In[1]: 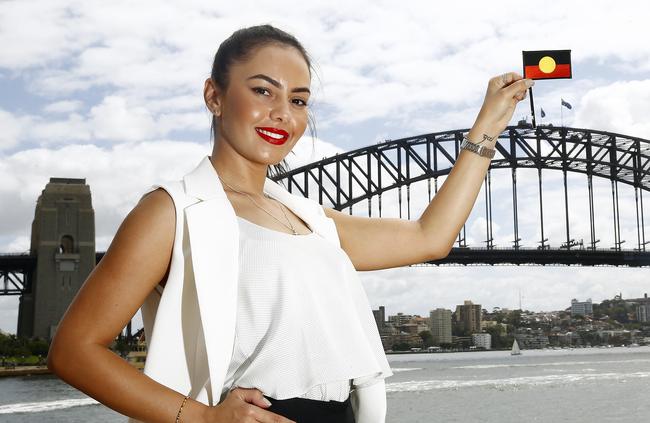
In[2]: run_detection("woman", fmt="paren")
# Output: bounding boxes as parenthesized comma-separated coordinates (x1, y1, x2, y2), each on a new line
(47, 24, 533, 423)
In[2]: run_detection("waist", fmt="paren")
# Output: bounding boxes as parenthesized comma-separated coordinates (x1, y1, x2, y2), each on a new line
(262, 394, 355, 423)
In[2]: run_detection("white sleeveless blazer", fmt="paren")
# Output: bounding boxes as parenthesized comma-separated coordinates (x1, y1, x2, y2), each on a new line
(126, 155, 349, 422)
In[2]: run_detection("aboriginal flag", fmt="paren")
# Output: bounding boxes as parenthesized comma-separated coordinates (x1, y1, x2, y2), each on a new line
(522, 50, 572, 80)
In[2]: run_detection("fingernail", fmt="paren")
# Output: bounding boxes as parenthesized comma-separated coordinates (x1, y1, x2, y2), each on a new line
(263, 397, 272, 406)
(526, 79, 535, 87)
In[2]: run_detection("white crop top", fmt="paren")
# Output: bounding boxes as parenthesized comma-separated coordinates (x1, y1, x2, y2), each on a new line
(218, 214, 393, 404)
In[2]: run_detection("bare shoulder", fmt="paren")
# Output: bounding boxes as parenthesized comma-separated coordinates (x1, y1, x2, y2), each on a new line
(107, 187, 177, 286)
(136, 187, 176, 224)
(115, 187, 176, 255)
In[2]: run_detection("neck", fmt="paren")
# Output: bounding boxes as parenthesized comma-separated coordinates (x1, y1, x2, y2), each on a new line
(208, 156, 268, 198)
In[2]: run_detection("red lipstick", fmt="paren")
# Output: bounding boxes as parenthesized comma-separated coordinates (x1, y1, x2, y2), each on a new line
(255, 127, 289, 145)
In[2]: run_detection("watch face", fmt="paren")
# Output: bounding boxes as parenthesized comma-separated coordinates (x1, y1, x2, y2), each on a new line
(461, 137, 493, 158)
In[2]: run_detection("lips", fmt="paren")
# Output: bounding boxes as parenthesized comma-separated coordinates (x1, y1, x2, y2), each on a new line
(255, 127, 289, 145)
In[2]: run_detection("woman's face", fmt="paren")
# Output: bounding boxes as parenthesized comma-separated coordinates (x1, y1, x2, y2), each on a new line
(210, 44, 311, 166)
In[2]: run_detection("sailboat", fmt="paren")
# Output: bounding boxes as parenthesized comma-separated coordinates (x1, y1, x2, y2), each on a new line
(511, 339, 522, 356)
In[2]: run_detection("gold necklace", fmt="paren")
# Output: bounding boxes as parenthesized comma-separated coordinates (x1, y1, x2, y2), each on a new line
(217, 175, 299, 235)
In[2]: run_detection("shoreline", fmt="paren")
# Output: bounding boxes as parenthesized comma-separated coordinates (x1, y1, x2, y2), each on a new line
(0, 365, 51, 377)
(384, 344, 646, 354)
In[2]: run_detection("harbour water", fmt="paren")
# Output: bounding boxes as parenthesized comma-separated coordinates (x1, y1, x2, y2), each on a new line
(1, 346, 648, 422)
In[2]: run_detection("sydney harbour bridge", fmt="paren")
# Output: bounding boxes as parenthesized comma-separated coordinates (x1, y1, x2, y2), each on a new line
(1, 124, 649, 340)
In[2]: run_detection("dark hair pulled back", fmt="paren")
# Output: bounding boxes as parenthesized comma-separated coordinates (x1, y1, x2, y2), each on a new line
(209, 24, 317, 180)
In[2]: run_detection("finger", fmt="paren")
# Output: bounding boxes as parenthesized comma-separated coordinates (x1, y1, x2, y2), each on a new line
(254, 394, 272, 409)
(504, 78, 534, 98)
(232, 387, 271, 408)
(233, 387, 272, 408)
(496, 72, 523, 88)
(255, 406, 296, 423)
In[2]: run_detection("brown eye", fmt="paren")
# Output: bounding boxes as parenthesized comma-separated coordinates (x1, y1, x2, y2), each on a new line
(253, 87, 270, 96)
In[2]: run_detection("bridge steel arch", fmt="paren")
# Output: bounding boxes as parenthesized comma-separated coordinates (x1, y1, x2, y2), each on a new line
(272, 125, 650, 267)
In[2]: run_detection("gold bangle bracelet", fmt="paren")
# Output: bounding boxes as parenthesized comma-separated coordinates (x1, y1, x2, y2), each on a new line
(175, 395, 189, 423)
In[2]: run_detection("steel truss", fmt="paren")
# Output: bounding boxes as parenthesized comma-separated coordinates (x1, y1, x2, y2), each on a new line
(273, 125, 650, 267)
(0, 253, 33, 295)
(2, 124, 649, 298)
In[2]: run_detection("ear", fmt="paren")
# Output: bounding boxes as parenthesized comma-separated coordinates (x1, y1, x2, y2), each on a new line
(203, 78, 222, 117)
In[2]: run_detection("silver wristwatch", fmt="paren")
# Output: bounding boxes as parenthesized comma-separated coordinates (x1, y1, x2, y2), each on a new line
(460, 136, 495, 159)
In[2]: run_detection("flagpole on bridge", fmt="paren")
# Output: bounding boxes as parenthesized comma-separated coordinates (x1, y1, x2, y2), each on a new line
(528, 87, 536, 128)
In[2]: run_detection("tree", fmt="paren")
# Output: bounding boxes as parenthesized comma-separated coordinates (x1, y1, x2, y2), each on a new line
(391, 342, 410, 352)
(418, 330, 434, 348)
(506, 310, 522, 329)
(485, 326, 508, 349)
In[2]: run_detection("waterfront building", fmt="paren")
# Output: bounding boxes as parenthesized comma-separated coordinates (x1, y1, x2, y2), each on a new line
(452, 335, 473, 349)
(454, 300, 482, 334)
(472, 333, 492, 350)
(514, 329, 550, 349)
(429, 308, 452, 345)
(372, 305, 386, 330)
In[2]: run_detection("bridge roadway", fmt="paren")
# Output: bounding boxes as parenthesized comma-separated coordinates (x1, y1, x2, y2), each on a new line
(2, 247, 649, 296)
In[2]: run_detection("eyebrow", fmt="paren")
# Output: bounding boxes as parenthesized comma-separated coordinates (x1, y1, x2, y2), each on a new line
(247, 74, 311, 94)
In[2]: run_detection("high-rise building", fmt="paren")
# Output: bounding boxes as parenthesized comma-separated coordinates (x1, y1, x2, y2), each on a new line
(429, 308, 452, 345)
(571, 298, 593, 317)
(636, 294, 650, 322)
(372, 305, 386, 330)
(454, 300, 482, 334)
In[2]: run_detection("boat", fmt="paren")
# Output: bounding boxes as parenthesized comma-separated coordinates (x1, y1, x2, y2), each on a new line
(511, 339, 522, 356)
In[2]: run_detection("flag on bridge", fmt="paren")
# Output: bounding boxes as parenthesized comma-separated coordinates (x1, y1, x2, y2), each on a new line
(540, 108, 546, 118)
(561, 98, 572, 109)
(522, 50, 572, 80)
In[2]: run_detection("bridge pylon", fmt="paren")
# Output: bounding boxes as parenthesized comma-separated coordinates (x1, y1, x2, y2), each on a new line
(17, 177, 96, 341)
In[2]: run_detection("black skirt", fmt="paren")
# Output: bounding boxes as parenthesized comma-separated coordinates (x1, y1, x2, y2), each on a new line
(262, 394, 355, 423)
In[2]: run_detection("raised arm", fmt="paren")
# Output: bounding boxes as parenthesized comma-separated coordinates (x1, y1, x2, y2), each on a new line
(324, 72, 534, 271)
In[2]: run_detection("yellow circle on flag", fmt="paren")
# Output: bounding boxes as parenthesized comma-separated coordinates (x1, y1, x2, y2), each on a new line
(539, 56, 556, 74)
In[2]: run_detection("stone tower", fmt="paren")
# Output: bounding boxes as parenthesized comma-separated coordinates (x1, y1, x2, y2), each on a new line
(17, 177, 95, 341)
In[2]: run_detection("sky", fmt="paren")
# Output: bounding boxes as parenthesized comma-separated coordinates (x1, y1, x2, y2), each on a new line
(1, 0, 650, 335)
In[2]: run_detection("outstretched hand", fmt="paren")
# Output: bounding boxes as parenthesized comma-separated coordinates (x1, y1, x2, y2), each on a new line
(471, 72, 534, 141)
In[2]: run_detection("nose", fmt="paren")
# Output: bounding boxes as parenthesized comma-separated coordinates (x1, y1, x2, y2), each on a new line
(269, 98, 291, 123)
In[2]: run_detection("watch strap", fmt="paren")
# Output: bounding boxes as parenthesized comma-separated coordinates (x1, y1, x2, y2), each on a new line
(460, 136, 496, 159)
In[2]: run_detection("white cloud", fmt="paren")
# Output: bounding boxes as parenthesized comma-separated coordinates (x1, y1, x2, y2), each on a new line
(0, 108, 30, 151)
(285, 135, 345, 169)
(43, 100, 84, 114)
(3, 0, 650, 149)
(30, 112, 91, 143)
(88, 96, 157, 141)
(575, 80, 650, 139)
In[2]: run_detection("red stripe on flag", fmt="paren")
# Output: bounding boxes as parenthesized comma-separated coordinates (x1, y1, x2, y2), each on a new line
(524, 64, 572, 79)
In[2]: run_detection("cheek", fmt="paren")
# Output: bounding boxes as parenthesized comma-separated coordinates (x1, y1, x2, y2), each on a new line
(230, 93, 265, 125)
(295, 111, 309, 130)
